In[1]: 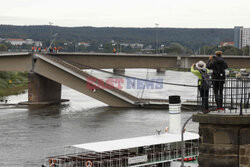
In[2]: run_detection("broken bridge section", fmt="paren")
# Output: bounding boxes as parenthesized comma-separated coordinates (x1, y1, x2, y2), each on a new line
(31, 54, 140, 107)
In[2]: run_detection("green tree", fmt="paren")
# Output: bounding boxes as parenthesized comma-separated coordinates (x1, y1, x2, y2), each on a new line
(221, 46, 242, 55)
(78, 45, 88, 52)
(164, 43, 186, 54)
(242, 46, 250, 56)
(200, 45, 217, 55)
(103, 43, 114, 53)
(199, 45, 242, 55)
(0, 25, 234, 51)
(21, 44, 31, 50)
(0, 43, 8, 51)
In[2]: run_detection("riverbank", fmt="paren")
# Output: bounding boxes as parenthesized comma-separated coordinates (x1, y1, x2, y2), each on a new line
(0, 72, 28, 97)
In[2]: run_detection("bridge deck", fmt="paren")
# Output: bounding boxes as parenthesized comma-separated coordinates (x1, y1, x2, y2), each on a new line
(33, 54, 197, 108)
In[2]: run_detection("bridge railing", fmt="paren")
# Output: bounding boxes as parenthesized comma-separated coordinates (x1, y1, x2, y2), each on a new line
(197, 77, 250, 115)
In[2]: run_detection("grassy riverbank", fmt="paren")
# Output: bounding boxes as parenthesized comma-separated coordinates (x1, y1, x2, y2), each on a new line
(0, 72, 28, 97)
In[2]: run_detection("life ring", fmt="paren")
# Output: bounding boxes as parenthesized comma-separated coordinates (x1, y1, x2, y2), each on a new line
(85, 160, 92, 167)
(49, 158, 57, 167)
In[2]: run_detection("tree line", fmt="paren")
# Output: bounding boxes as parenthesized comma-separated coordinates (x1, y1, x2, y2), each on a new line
(0, 25, 233, 50)
(1, 25, 249, 55)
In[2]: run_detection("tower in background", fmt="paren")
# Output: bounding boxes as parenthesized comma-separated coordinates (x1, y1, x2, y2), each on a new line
(234, 26, 243, 48)
(242, 28, 250, 48)
(234, 26, 250, 49)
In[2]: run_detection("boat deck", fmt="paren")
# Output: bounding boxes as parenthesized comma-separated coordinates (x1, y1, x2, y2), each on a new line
(45, 132, 199, 167)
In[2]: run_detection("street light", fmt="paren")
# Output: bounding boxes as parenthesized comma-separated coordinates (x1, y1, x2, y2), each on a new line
(155, 23, 159, 54)
(181, 116, 193, 167)
(49, 22, 53, 45)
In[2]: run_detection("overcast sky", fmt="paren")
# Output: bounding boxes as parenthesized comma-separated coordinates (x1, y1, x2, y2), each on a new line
(0, 0, 249, 28)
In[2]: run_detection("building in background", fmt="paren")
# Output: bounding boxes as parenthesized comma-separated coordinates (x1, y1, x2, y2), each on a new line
(78, 42, 90, 47)
(234, 26, 243, 48)
(34, 41, 43, 47)
(120, 43, 144, 49)
(242, 28, 250, 48)
(219, 42, 235, 47)
(4, 38, 42, 47)
(25, 39, 34, 45)
(6, 39, 26, 46)
(234, 26, 250, 49)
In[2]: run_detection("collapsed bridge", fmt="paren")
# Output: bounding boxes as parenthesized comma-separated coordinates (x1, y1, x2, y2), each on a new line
(0, 52, 249, 108)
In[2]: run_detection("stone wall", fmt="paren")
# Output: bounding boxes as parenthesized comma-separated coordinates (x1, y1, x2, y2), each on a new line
(240, 128, 250, 167)
(193, 114, 250, 167)
(198, 124, 239, 167)
(240, 144, 250, 167)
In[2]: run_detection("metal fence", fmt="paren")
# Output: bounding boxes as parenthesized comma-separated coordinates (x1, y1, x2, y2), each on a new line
(197, 77, 250, 115)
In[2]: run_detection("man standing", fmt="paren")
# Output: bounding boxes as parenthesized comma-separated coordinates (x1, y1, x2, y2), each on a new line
(207, 51, 228, 111)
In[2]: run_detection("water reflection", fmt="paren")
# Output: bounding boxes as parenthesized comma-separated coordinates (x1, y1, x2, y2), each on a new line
(28, 104, 69, 117)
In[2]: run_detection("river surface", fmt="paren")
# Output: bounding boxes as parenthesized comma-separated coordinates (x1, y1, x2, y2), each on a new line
(0, 69, 199, 167)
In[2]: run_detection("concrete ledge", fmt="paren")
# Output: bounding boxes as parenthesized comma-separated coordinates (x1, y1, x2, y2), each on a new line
(193, 113, 250, 125)
(19, 99, 69, 105)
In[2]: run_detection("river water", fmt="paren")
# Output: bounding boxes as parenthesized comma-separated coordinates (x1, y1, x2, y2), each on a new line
(0, 69, 199, 167)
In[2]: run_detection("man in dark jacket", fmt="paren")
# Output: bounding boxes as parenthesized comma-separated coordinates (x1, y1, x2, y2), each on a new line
(207, 51, 228, 111)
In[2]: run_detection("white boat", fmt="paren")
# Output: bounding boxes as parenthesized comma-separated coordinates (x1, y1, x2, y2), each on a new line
(45, 131, 199, 167)
(45, 96, 199, 167)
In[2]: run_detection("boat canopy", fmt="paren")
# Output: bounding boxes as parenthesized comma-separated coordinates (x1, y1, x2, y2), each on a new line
(72, 132, 199, 153)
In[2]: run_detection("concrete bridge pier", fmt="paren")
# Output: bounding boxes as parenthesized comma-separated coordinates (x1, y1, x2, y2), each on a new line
(113, 68, 125, 74)
(193, 114, 250, 167)
(177, 56, 182, 68)
(156, 68, 166, 73)
(25, 72, 64, 105)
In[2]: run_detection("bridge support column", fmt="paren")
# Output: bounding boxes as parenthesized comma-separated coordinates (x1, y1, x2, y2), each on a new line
(113, 68, 125, 74)
(180, 57, 191, 68)
(27, 72, 62, 104)
(156, 68, 166, 73)
(193, 114, 250, 167)
(177, 56, 181, 67)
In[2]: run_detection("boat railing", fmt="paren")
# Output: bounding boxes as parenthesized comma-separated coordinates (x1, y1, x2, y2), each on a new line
(46, 145, 198, 167)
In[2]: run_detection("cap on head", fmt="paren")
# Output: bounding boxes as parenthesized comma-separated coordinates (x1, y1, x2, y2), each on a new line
(196, 61, 206, 70)
(215, 51, 222, 56)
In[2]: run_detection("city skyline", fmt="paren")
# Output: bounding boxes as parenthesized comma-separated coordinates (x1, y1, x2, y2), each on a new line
(0, 0, 250, 28)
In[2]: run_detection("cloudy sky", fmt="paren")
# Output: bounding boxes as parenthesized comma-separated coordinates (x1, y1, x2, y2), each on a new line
(0, 0, 249, 28)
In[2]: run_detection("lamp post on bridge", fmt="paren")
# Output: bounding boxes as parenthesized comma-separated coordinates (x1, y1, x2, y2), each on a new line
(155, 23, 159, 54)
(49, 22, 53, 45)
